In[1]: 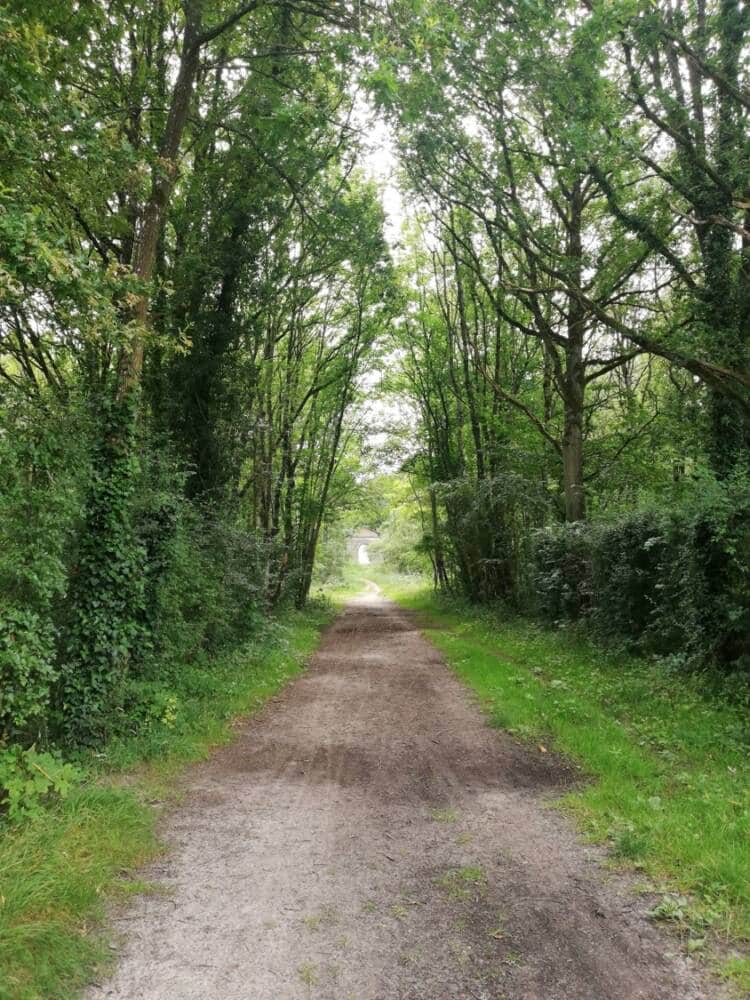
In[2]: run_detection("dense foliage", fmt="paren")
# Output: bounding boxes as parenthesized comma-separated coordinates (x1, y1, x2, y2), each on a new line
(365, 0, 750, 679)
(0, 1, 392, 763)
(532, 478, 750, 675)
(3, 6, 749, 994)
(2, 0, 749, 800)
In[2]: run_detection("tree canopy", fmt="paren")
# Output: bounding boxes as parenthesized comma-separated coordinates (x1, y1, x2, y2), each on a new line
(1, 0, 749, 751)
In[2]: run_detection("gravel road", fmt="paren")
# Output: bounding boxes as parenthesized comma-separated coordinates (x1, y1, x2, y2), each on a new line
(88, 588, 720, 999)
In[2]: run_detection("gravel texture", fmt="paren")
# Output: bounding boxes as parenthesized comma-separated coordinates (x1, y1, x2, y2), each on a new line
(88, 588, 722, 999)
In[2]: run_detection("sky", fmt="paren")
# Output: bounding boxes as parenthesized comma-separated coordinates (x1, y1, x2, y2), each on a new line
(355, 98, 406, 250)
(350, 100, 418, 477)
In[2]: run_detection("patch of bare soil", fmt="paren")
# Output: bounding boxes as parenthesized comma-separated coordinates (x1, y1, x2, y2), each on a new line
(88, 590, 723, 999)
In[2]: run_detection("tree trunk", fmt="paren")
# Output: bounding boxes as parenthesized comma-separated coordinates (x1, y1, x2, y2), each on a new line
(561, 392, 585, 522)
(118, 4, 203, 400)
(562, 180, 587, 523)
(429, 474, 449, 591)
(61, 5, 205, 739)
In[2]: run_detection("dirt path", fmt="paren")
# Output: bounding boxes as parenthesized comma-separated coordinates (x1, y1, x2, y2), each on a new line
(89, 589, 720, 1000)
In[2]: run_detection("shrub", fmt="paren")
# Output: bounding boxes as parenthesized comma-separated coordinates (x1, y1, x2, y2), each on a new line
(369, 507, 431, 576)
(588, 513, 665, 646)
(435, 473, 546, 604)
(0, 607, 58, 742)
(0, 391, 91, 744)
(531, 475, 750, 674)
(146, 500, 268, 662)
(0, 745, 82, 822)
(532, 523, 592, 623)
(0, 384, 272, 749)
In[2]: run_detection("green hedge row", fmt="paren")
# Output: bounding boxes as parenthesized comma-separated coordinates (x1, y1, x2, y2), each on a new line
(0, 395, 271, 749)
(531, 491, 750, 674)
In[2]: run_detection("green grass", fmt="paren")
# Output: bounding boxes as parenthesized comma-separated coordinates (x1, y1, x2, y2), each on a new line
(378, 574, 750, 994)
(437, 865, 487, 900)
(0, 602, 336, 1000)
(310, 565, 371, 605)
(7, 571, 747, 996)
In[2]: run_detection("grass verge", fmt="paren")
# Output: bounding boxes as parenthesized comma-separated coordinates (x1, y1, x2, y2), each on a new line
(376, 573, 750, 995)
(310, 565, 371, 605)
(0, 602, 336, 1000)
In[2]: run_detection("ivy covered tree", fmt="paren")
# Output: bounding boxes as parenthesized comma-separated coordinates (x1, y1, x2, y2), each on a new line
(0, 1, 393, 744)
(1, 0, 749, 750)
(363, 0, 750, 654)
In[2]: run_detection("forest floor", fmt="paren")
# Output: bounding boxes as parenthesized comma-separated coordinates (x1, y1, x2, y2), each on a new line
(87, 585, 724, 999)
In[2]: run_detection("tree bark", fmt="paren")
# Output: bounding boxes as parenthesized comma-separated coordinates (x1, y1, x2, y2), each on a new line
(562, 390, 585, 522)
(561, 181, 586, 523)
(117, 3, 203, 400)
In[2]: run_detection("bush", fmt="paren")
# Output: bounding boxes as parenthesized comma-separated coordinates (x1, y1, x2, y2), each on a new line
(0, 607, 58, 742)
(0, 384, 272, 749)
(313, 521, 350, 585)
(369, 507, 431, 576)
(0, 391, 92, 744)
(146, 501, 268, 662)
(589, 513, 666, 645)
(435, 473, 546, 604)
(531, 475, 750, 673)
(0, 745, 82, 822)
(532, 523, 592, 623)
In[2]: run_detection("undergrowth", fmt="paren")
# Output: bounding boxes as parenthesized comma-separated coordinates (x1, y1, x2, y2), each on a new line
(0, 601, 334, 1000)
(377, 572, 750, 995)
